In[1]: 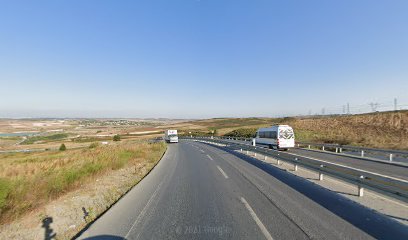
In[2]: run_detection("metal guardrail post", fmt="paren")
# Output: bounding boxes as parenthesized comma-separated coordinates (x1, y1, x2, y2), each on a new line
(361, 150, 365, 157)
(319, 165, 324, 180)
(335, 147, 338, 153)
(294, 158, 298, 171)
(276, 153, 280, 165)
(322, 146, 325, 151)
(358, 185, 364, 197)
(358, 176, 365, 197)
(390, 154, 393, 162)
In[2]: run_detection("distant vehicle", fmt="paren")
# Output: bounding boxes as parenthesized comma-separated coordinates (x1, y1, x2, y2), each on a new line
(164, 130, 178, 143)
(254, 125, 295, 150)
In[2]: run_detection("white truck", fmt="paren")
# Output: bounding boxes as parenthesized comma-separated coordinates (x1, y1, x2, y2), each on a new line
(164, 130, 178, 143)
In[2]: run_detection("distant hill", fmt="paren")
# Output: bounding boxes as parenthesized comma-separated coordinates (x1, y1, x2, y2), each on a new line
(183, 111, 408, 150)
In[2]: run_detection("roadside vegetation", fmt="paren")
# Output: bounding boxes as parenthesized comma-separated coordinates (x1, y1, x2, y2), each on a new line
(224, 128, 258, 138)
(0, 141, 166, 224)
(288, 111, 408, 149)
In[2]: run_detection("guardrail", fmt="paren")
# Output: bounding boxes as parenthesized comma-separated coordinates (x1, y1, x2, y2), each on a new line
(183, 136, 408, 203)
(191, 136, 408, 164)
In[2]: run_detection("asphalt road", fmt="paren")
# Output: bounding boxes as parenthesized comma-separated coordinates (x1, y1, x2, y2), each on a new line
(289, 148, 408, 180)
(221, 139, 408, 181)
(77, 140, 408, 240)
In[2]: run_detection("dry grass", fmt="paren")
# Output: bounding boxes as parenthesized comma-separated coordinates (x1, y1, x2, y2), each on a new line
(0, 141, 166, 224)
(190, 118, 273, 129)
(287, 111, 408, 149)
(0, 138, 21, 149)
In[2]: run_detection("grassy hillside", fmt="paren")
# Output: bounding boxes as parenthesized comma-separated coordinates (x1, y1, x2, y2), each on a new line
(0, 141, 166, 223)
(183, 111, 408, 150)
(288, 111, 408, 149)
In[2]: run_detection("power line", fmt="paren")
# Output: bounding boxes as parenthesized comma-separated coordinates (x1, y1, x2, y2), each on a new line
(302, 97, 406, 117)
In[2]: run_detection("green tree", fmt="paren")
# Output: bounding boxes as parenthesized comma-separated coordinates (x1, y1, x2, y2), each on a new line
(59, 143, 66, 151)
(113, 135, 121, 141)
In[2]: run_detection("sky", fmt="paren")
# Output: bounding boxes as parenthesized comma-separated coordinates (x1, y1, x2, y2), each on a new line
(1, 0, 408, 118)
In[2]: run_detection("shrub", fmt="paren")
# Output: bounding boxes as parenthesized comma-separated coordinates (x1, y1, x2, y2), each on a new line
(0, 178, 11, 209)
(224, 128, 257, 138)
(113, 135, 121, 141)
(208, 129, 218, 135)
(179, 131, 212, 137)
(59, 144, 67, 151)
(89, 142, 99, 149)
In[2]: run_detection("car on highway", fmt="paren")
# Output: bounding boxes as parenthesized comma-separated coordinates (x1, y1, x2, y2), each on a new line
(254, 125, 295, 150)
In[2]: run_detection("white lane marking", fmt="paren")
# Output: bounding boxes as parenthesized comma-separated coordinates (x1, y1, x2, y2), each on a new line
(125, 180, 164, 238)
(216, 165, 229, 179)
(207, 155, 214, 161)
(240, 197, 274, 240)
(200, 149, 205, 153)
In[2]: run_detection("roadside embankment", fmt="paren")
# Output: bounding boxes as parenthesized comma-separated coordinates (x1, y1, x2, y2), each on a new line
(0, 141, 166, 239)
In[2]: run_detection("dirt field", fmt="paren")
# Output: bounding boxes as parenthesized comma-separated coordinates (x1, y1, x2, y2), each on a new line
(0, 119, 184, 151)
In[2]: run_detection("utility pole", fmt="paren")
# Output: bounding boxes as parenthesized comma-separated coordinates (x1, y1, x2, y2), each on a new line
(394, 98, 398, 111)
(369, 102, 379, 112)
(321, 108, 325, 115)
(347, 103, 350, 114)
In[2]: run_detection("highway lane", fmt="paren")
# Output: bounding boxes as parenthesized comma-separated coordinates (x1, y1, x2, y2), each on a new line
(219, 138, 408, 181)
(78, 141, 408, 240)
(289, 148, 408, 180)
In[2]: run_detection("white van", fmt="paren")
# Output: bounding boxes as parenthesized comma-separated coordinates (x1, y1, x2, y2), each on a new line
(254, 125, 295, 150)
